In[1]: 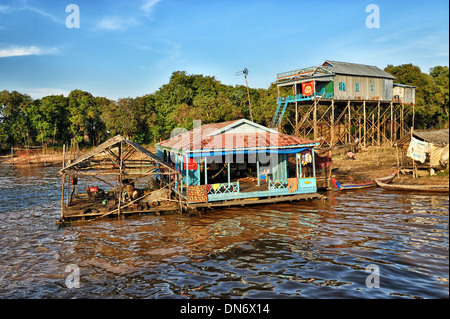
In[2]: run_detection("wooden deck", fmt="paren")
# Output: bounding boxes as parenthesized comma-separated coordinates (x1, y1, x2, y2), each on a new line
(60, 195, 180, 224)
(189, 192, 324, 209)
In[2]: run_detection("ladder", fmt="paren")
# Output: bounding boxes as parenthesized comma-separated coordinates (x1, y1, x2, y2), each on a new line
(270, 98, 289, 128)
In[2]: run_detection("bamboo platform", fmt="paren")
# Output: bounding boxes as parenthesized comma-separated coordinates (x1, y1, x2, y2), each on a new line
(189, 192, 324, 209)
(58, 196, 181, 224)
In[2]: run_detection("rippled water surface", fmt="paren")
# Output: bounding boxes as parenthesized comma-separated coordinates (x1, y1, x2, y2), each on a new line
(0, 164, 448, 299)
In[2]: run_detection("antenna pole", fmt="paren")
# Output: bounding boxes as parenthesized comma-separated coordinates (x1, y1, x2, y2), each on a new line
(244, 73, 254, 122)
(236, 68, 254, 122)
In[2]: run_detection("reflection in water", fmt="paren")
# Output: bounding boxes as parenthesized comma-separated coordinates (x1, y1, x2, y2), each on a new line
(0, 164, 448, 298)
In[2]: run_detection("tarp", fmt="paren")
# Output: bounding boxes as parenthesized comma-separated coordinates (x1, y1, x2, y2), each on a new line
(430, 144, 449, 168)
(406, 137, 430, 163)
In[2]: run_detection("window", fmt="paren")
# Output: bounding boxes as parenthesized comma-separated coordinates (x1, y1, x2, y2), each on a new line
(355, 83, 359, 92)
(339, 82, 346, 91)
(370, 84, 374, 92)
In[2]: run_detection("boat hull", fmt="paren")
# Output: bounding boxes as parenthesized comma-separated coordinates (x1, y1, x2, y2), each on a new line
(375, 180, 449, 193)
(332, 170, 397, 191)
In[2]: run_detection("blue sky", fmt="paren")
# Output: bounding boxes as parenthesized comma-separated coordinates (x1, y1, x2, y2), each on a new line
(0, 0, 448, 100)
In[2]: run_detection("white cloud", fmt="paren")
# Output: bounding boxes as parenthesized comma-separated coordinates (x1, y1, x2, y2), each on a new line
(141, 0, 161, 13)
(0, 3, 60, 23)
(0, 46, 59, 58)
(0, 5, 11, 13)
(25, 5, 60, 23)
(95, 16, 138, 31)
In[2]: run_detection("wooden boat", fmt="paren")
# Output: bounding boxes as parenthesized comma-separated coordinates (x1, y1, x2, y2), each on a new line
(375, 179, 449, 194)
(332, 170, 397, 191)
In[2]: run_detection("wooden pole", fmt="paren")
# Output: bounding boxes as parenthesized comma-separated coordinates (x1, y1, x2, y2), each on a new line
(62, 144, 66, 169)
(390, 101, 394, 144)
(330, 100, 335, 147)
(257, 154, 260, 186)
(377, 101, 381, 147)
(294, 84, 298, 136)
(244, 74, 254, 122)
(177, 174, 182, 213)
(313, 100, 317, 140)
(60, 173, 65, 221)
(227, 155, 231, 184)
(401, 104, 404, 138)
(371, 112, 375, 147)
(118, 141, 123, 220)
(204, 156, 207, 185)
(347, 101, 351, 144)
(66, 173, 71, 207)
(363, 101, 366, 148)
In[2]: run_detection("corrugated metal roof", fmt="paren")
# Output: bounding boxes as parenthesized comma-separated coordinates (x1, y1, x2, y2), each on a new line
(157, 119, 318, 153)
(395, 129, 449, 147)
(414, 129, 449, 147)
(321, 60, 396, 79)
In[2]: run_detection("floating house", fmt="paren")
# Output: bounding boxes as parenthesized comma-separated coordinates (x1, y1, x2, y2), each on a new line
(155, 119, 322, 208)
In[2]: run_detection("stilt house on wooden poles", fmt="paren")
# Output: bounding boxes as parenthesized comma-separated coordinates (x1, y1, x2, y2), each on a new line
(274, 60, 416, 148)
(155, 119, 324, 209)
(58, 134, 180, 223)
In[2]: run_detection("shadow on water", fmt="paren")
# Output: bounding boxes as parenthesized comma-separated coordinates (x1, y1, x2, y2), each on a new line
(0, 164, 448, 298)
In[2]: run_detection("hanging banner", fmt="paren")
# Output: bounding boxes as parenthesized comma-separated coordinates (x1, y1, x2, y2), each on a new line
(302, 81, 315, 96)
(183, 158, 198, 170)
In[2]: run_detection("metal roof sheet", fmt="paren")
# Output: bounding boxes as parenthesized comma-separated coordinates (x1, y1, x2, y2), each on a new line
(157, 119, 318, 153)
(321, 60, 396, 79)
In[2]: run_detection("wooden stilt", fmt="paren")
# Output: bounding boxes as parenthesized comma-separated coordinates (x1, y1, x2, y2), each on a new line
(313, 99, 317, 140)
(347, 101, 351, 144)
(330, 100, 335, 147)
(118, 141, 123, 220)
(60, 173, 65, 221)
(377, 101, 381, 146)
(363, 101, 366, 148)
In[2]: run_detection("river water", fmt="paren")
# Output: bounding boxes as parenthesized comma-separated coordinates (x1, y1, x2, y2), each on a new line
(0, 164, 448, 299)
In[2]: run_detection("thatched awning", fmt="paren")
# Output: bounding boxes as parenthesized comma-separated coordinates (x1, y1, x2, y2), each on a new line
(59, 135, 178, 176)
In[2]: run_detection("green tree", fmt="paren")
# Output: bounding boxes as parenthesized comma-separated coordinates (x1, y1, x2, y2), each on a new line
(0, 90, 33, 149)
(67, 89, 106, 145)
(429, 66, 449, 122)
(101, 96, 153, 143)
(385, 64, 448, 129)
(28, 95, 70, 144)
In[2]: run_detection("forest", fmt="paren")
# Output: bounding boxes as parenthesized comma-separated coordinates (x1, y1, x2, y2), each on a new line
(0, 64, 448, 152)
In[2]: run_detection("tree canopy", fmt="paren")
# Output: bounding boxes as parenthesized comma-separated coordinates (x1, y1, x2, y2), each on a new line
(384, 64, 449, 128)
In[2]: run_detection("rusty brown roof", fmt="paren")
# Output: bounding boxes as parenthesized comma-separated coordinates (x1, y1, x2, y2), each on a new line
(157, 119, 318, 152)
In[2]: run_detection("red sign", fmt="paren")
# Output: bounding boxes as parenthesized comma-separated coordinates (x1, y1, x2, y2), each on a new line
(183, 158, 198, 170)
(302, 81, 314, 96)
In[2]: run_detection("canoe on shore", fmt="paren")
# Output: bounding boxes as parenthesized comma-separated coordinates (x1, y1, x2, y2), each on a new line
(375, 179, 449, 193)
(332, 170, 397, 191)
